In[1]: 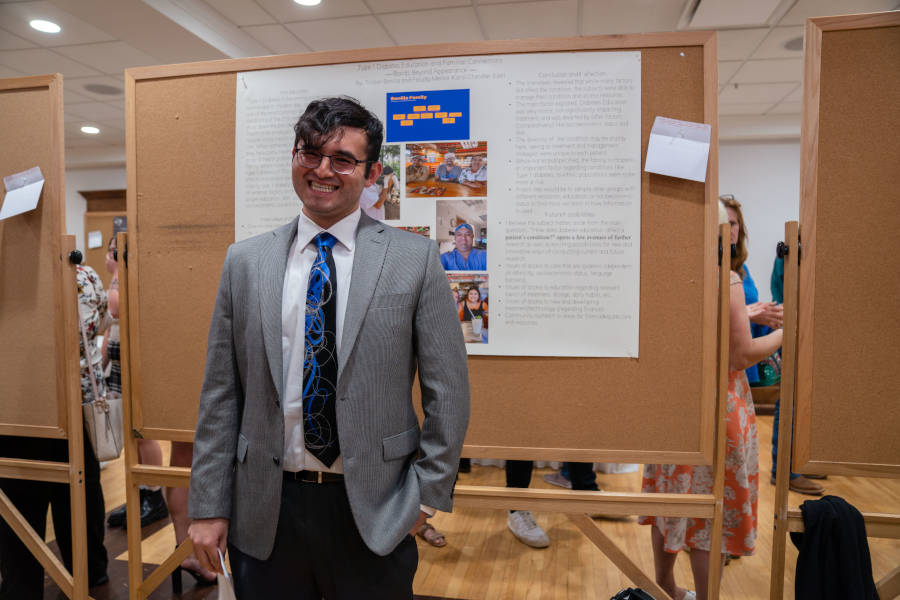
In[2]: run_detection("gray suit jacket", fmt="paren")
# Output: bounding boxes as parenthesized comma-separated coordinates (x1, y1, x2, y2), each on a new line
(188, 213, 470, 558)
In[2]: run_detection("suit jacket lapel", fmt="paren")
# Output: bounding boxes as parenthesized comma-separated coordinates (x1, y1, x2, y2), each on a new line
(259, 217, 298, 402)
(339, 213, 387, 374)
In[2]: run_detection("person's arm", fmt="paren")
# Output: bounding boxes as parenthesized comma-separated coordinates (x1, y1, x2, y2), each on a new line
(729, 272, 783, 370)
(374, 181, 390, 209)
(107, 276, 119, 319)
(188, 246, 242, 572)
(412, 241, 470, 512)
(101, 330, 110, 369)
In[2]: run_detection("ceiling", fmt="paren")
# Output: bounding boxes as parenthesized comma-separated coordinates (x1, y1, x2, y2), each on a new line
(1, 0, 897, 168)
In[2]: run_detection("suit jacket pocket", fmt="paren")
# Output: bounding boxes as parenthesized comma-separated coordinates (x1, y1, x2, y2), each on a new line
(370, 293, 415, 309)
(236, 434, 249, 464)
(383, 426, 419, 461)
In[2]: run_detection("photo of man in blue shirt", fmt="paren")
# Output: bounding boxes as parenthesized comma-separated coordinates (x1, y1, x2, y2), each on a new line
(440, 223, 486, 271)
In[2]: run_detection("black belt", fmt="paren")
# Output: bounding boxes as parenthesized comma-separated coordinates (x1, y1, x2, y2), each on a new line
(283, 470, 344, 484)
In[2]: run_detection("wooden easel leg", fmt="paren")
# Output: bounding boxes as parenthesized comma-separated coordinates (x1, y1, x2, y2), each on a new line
(568, 513, 673, 599)
(876, 565, 900, 600)
(769, 222, 800, 600)
(706, 223, 731, 600)
(62, 234, 90, 600)
(137, 539, 194, 598)
(117, 232, 146, 600)
(0, 489, 75, 597)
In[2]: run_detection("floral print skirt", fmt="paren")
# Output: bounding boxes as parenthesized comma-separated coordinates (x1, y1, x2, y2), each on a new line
(638, 369, 759, 555)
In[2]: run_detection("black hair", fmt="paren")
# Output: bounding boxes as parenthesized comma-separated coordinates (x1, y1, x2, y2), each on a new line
(293, 96, 383, 177)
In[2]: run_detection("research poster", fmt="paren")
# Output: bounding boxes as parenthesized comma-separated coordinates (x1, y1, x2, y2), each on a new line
(235, 51, 641, 357)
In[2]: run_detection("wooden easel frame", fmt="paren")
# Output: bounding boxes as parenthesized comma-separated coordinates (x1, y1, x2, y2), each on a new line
(0, 74, 91, 600)
(769, 11, 900, 599)
(120, 32, 727, 598)
(454, 224, 732, 600)
(114, 228, 732, 600)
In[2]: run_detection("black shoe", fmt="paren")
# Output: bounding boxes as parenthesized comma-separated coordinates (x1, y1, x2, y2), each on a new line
(89, 574, 109, 587)
(137, 488, 169, 528)
(118, 488, 169, 529)
(106, 504, 127, 528)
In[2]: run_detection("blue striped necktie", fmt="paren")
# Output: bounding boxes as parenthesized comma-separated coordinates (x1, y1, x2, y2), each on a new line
(303, 232, 340, 466)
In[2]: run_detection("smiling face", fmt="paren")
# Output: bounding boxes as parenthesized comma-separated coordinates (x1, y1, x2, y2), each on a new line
(291, 126, 382, 228)
(467, 288, 480, 303)
(469, 156, 483, 171)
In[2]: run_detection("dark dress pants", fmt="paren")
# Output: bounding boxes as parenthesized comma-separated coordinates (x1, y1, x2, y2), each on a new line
(505, 460, 533, 488)
(0, 434, 108, 599)
(228, 478, 417, 600)
(566, 462, 599, 491)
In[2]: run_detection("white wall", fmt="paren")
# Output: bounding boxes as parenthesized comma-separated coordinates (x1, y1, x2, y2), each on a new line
(64, 167, 126, 252)
(719, 139, 801, 302)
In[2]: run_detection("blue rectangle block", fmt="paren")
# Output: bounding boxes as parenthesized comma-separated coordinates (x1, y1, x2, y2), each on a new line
(385, 89, 470, 143)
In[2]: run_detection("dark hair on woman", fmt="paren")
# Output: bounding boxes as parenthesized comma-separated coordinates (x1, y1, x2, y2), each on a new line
(719, 194, 748, 276)
(293, 97, 383, 177)
(466, 287, 481, 301)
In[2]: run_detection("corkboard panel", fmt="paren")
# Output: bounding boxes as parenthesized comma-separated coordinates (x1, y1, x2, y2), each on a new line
(465, 46, 710, 457)
(796, 22, 900, 472)
(0, 77, 66, 435)
(128, 35, 718, 461)
(130, 74, 237, 433)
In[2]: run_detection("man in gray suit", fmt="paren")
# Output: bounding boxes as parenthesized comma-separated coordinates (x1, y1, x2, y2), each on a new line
(188, 97, 469, 598)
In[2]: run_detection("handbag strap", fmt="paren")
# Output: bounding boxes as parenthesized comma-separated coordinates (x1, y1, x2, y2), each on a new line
(77, 290, 105, 410)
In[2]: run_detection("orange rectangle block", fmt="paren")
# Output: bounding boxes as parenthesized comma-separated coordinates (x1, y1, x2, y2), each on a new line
(413, 105, 426, 112)
(420, 113, 433, 119)
(401, 120, 413, 126)
(393, 114, 405, 120)
(407, 113, 420, 120)
(436, 112, 447, 118)
(427, 105, 440, 111)
(442, 118, 455, 124)
(449, 112, 462, 118)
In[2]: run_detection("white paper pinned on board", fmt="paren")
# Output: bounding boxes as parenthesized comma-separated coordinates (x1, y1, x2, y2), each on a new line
(644, 116, 711, 182)
(88, 230, 103, 249)
(0, 166, 44, 220)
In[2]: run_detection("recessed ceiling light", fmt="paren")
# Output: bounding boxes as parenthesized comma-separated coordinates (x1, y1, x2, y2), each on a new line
(81, 126, 100, 135)
(30, 19, 61, 34)
(293, 0, 322, 6)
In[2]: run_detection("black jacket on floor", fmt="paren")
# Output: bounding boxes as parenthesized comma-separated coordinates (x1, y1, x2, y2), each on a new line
(790, 495, 879, 600)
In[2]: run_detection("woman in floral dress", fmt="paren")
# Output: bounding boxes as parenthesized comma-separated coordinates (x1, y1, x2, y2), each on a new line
(638, 202, 783, 600)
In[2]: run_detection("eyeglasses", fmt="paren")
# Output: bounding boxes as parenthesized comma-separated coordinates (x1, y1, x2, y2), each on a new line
(293, 148, 371, 175)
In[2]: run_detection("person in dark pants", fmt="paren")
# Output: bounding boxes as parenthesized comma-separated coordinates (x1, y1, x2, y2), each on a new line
(0, 434, 108, 599)
(188, 97, 469, 599)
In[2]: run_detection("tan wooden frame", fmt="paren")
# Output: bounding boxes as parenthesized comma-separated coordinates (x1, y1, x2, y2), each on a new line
(0, 74, 91, 600)
(793, 10, 900, 478)
(121, 32, 728, 599)
(771, 11, 900, 600)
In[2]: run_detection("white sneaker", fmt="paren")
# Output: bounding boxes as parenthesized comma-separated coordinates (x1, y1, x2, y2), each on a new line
(507, 510, 550, 548)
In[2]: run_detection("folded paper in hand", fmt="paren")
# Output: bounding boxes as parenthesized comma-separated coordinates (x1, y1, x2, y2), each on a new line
(217, 548, 236, 600)
(644, 116, 711, 182)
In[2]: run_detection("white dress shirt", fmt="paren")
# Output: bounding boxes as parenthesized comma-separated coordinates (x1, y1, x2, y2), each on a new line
(281, 209, 360, 473)
(280, 209, 436, 517)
